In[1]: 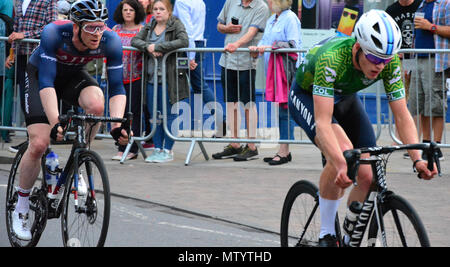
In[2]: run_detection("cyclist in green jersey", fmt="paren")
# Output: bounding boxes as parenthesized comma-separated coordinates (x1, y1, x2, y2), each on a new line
(288, 9, 438, 247)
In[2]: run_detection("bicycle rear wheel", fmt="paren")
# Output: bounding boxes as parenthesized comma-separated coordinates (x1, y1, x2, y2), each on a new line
(5, 141, 48, 247)
(281, 180, 340, 247)
(367, 193, 430, 247)
(61, 150, 110, 247)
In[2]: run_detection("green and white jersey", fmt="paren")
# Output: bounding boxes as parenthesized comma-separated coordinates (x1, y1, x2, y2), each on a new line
(295, 37, 405, 102)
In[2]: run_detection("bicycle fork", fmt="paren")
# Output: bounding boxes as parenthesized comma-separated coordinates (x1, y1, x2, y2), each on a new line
(72, 148, 95, 213)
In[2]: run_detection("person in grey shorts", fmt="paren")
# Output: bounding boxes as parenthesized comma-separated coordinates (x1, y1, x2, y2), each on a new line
(212, 0, 269, 161)
(408, 61, 448, 160)
(409, 0, 450, 160)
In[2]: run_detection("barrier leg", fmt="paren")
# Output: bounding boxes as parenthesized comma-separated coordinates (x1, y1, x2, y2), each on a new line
(184, 139, 209, 166)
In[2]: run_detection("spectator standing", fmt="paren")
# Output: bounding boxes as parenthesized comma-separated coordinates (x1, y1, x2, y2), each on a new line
(249, 0, 301, 165)
(386, 0, 421, 100)
(0, 0, 14, 143)
(112, 0, 147, 161)
(386, 0, 421, 155)
(409, 0, 450, 160)
(131, 0, 190, 163)
(139, 0, 154, 24)
(212, 0, 269, 161)
(173, 0, 227, 137)
(138, 0, 155, 150)
(5, 0, 58, 151)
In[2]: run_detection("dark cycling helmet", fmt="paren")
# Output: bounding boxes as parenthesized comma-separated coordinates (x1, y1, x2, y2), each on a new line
(70, 0, 108, 23)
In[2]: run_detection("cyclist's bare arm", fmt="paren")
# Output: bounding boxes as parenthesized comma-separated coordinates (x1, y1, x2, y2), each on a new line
(389, 98, 437, 179)
(313, 95, 352, 188)
(108, 94, 129, 146)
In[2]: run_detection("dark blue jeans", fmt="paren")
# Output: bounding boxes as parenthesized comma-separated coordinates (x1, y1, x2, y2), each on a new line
(190, 41, 215, 102)
(190, 41, 225, 121)
(147, 83, 176, 151)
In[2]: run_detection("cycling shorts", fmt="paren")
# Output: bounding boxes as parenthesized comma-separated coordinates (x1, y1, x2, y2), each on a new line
(23, 63, 99, 126)
(288, 81, 376, 148)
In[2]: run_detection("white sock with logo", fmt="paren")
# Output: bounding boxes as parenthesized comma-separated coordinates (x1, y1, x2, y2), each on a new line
(16, 187, 31, 215)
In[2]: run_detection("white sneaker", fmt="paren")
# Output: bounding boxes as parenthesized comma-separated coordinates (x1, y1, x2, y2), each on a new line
(153, 149, 173, 163)
(145, 149, 161, 163)
(111, 152, 123, 161)
(12, 211, 32, 241)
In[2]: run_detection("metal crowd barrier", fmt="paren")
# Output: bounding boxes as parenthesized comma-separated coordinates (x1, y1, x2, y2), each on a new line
(1, 37, 449, 165)
(390, 48, 450, 149)
(159, 47, 388, 165)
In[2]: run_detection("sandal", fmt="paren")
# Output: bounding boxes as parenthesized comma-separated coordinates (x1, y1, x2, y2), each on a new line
(268, 154, 290, 165)
(263, 152, 292, 163)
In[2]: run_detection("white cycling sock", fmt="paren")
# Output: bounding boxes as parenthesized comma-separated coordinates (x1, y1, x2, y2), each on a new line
(319, 195, 341, 238)
(16, 187, 31, 214)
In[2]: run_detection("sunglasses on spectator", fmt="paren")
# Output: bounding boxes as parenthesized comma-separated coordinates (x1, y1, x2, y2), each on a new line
(82, 24, 107, 34)
(343, 11, 357, 20)
(364, 51, 393, 65)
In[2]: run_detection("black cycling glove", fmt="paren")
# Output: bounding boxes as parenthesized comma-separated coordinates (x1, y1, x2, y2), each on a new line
(110, 125, 130, 143)
(50, 122, 67, 142)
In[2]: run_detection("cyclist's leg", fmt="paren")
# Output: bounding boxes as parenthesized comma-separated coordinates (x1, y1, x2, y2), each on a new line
(78, 85, 105, 141)
(19, 64, 51, 207)
(334, 94, 375, 204)
(14, 64, 51, 239)
(289, 84, 347, 240)
(56, 70, 109, 142)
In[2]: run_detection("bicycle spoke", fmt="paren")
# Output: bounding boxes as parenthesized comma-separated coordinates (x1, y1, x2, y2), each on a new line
(391, 209, 408, 247)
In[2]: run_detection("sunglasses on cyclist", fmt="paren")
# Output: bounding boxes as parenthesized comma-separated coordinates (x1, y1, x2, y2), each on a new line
(364, 51, 393, 65)
(82, 24, 107, 34)
(343, 11, 357, 20)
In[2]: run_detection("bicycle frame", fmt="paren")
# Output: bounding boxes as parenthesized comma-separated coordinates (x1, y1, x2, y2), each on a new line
(47, 120, 91, 217)
(347, 158, 390, 247)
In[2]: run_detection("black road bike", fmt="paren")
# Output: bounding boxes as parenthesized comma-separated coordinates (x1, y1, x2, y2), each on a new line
(280, 142, 442, 247)
(5, 111, 132, 247)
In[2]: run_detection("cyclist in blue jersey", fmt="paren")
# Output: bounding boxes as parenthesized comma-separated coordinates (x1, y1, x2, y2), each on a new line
(12, 0, 129, 241)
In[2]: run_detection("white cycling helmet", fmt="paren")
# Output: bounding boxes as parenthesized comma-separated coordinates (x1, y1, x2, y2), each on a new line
(354, 9, 402, 59)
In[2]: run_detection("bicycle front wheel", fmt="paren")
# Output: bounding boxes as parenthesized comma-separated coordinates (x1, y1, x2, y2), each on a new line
(61, 150, 111, 247)
(367, 193, 430, 247)
(281, 180, 322, 247)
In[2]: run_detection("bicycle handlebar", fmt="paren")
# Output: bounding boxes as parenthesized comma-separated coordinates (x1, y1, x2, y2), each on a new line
(58, 110, 133, 143)
(343, 142, 442, 182)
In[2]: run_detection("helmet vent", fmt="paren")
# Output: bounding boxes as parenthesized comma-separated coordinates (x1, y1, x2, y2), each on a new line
(371, 35, 383, 50)
(372, 22, 381, 34)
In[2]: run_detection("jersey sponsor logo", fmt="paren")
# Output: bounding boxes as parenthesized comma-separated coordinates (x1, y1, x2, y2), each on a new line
(389, 66, 402, 85)
(290, 90, 316, 131)
(324, 66, 337, 83)
(40, 52, 57, 62)
(55, 49, 103, 66)
(313, 85, 334, 98)
(107, 64, 123, 70)
(386, 88, 405, 102)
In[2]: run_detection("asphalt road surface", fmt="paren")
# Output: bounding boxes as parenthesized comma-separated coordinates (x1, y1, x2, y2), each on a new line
(0, 172, 280, 247)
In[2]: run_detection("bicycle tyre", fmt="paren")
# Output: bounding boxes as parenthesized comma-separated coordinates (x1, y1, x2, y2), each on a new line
(5, 141, 48, 247)
(281, 180, 340, 247)
(61, 150, 111, 247)
(367, 193, 430, 247)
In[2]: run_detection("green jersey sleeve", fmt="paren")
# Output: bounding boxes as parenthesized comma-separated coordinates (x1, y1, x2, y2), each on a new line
(381, 55, 406, 102)
(311, 51, 342, 98)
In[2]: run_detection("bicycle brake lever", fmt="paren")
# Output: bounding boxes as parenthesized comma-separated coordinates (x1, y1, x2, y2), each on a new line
(435, 153, 442, 177)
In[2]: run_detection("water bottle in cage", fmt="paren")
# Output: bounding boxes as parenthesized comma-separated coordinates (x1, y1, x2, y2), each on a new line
(45, 151, 60, 196)
(343, 201, 363, 245)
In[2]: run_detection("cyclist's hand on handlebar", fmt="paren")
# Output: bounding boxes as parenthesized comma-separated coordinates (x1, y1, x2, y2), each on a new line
(335, 164, 353, 189)
(110, 127, 133, 146)
(415, 160, 437, 180)
(50, 122, 67, 142)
